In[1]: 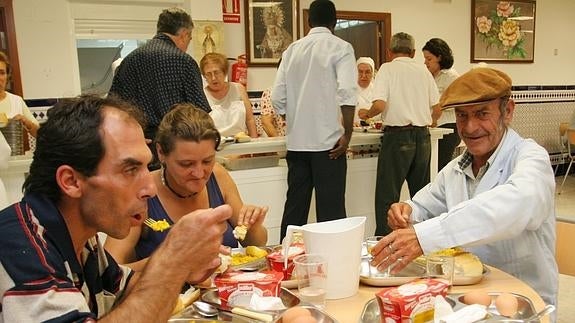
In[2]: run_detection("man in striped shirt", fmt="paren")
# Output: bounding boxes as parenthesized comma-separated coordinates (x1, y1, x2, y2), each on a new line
(0, 95, 231, 322)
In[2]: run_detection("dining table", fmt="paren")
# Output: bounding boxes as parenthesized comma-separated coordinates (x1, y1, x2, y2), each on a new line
(320, 266, 549, 323)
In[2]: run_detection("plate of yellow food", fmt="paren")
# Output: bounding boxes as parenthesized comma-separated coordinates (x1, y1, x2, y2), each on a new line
(230, 246, 271, 271)
(360, 247, 487, 287)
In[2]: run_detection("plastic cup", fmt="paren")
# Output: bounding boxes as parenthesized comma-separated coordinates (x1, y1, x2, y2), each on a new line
(293, 254, 328, 309)
(365, 236, 391, 277)
(426, 255, 455, 287)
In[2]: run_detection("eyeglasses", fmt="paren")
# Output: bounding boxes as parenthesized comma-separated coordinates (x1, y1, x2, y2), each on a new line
(204, 70, 224, 79)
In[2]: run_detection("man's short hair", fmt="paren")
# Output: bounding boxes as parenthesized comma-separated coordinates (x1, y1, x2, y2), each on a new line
(24, 95, 145, 203)
(390, 32, 415, 55)
(157, 7, 193, 35)
(308, 0, 336, 28)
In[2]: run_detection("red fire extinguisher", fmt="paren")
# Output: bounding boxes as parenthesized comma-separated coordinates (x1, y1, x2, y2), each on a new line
(231, 54, 248, 87)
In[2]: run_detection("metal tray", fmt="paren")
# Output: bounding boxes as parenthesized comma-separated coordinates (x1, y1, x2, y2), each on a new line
(359, 258, 489, 287)
(359, 292, 538, 323)
(170, 287, 300, 322)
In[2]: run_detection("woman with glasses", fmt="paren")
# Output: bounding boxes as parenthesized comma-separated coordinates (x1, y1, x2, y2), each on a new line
(201, 52, 258, 138)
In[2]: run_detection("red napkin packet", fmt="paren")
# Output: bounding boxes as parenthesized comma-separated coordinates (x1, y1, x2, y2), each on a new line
(376, 278, 449, 323)
(214, 270, 284, 308)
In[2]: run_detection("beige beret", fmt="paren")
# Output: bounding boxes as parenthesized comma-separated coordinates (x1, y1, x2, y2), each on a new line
(440, 67, 512, 110)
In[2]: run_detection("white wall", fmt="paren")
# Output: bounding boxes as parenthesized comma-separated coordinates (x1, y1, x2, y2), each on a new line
(10, 0, 575, 98)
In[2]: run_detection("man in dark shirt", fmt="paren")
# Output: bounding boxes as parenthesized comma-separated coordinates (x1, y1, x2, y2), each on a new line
(0, 95, 231, 322)
(110, 7, 210, 143)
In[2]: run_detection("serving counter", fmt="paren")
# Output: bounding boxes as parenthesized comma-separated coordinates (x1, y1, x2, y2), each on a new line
(218, 129, 452, 243)
(0, 129, 452, 243)
(324, 266, 549, 323)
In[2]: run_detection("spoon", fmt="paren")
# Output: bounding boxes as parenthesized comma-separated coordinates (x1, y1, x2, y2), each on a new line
(192, 301, 218, 317)
(522, 304, 555, 322)
(485, 304, 555, 322)
(193, 300, 274, 322)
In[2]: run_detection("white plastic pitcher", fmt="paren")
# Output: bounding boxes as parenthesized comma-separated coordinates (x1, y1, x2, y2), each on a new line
(284, 217, 366, 299)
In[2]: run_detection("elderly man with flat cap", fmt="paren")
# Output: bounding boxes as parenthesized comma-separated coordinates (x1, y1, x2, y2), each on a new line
(369, 67, 558, 311)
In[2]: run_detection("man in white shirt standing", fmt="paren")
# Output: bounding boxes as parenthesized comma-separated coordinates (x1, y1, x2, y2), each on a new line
(272, 0, 357, 241)
(359, 32, 439, 235)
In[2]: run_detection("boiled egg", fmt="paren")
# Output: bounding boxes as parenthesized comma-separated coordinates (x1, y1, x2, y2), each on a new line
(495, 293, 519, 317)
(462, 290, 492, 307)
(281, 306, 313, 323)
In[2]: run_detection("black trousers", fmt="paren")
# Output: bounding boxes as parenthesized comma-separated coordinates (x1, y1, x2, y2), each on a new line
(375, 127, 430, 235)
(279, 150, 347, 242)
(437, 123, 461, 171)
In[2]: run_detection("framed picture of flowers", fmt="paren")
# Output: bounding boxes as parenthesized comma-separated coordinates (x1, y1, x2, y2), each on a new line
(471, 0, 536, 63)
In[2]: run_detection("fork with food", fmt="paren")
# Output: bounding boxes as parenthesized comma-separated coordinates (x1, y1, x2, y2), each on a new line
(144, 218, 171, 232)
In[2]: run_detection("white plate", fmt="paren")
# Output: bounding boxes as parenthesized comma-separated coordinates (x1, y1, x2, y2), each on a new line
(353, 126, 367, 133)
(366, 128, 382, 133)
(359, 257, 488, 287)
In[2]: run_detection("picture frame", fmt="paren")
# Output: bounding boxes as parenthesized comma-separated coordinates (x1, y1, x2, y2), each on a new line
(471, 0, 536, 63)
(244, 0, 299, 66)
(191, 20, 225, 63)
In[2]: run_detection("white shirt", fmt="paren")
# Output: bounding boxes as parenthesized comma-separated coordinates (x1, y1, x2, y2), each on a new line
(272, 27, 358, 151)
(206, 82, 247, 137)
(354, 82, 376, 124)
(407, 129, 558, 307)
(435, 68, 459, 126)
(372, 57, 438, 127)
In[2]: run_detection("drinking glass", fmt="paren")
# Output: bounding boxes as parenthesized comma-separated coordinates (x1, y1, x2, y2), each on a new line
(293, 254, 327, 309)
(365, 236, 391, 277)
(426, 255, 455, 287)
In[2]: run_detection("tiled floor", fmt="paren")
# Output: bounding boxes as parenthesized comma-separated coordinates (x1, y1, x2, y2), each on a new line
(555, 174, 575, 323)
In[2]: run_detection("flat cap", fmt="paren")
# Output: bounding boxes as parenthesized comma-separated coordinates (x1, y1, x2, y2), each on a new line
(439, 67, 512, 110)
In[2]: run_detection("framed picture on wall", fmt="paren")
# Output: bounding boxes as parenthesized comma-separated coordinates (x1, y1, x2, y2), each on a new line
(192, 20, 225, 63)
(244, 0, 299, 66)
(471, 0, 536, 63)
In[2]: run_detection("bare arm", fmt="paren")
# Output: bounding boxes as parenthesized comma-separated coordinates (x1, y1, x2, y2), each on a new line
(431, 104, 442, 127)
(358, 100, 386, 120)
(239, 85, 258, 137)
(99, 205, 232, 322)
(329, 105, 354, 159)
(261, 114, 278, 137)
(213, 163, 268, 246)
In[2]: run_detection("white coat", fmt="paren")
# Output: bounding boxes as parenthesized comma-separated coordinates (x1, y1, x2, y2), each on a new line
(408, 128, 558, 308)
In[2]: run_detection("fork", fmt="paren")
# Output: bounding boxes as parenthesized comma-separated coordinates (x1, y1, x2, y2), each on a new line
(143, 218, 171, 232)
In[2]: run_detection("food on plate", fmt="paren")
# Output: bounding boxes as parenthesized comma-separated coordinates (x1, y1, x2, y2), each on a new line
(234, 131, 251, 143)
(231, 246, 269, 266)
(245, 245, 268, 258)
(462, 290, 492, 307)
(418, 247, 484, 277)
(233, 225, 248, 240)
(495, 293, 519, 317)
(216, 253, 232, 273)
(171, 286, 200, 315)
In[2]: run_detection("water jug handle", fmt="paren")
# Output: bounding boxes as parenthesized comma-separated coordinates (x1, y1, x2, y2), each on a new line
(282, 225, 302, 269)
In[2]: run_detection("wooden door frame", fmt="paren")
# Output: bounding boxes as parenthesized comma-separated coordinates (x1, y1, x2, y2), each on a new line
(302, 10, 391, 67)
(0, 0, 22, 96)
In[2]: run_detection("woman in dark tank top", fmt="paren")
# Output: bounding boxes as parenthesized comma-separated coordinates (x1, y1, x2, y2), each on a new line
(104, 104, 268, 271)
